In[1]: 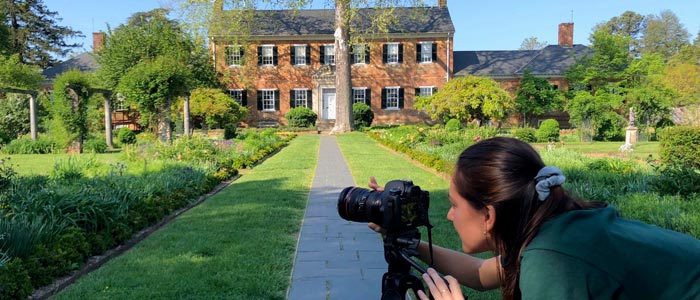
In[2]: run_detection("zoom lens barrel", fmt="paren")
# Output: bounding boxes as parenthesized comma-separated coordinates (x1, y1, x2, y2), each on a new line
(337, 186, 384, 224)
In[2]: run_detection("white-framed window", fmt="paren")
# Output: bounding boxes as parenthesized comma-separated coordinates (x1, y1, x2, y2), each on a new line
(228, 89, 246, 105)
(292, 89, 309, 108)
(386, 43, 400, 63)
(385, 87, 400, 110)
(261, 89, 276, 111)
(292, 44, 307, 65)
(114, 94, 127, 111)
(323, 44, 335, 65)
(352, 87, 368, 104)
(225, 45, 243, 66)
(417, 86, 436, 97)
(418, 42, 434, 63)
(352, 44, 367, 64)
(260, 45, 275, 66)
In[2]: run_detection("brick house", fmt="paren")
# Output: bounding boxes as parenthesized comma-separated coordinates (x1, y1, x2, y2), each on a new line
(453, 23, 591, 128)
(210, 3, 455, 127)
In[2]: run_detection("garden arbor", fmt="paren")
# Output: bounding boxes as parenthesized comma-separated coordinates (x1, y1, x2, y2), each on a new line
(0, 87, 38, 141)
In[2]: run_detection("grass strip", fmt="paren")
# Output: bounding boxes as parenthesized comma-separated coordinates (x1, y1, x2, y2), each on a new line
(335, 132, 501, 300)
(51, 134, 320, 300)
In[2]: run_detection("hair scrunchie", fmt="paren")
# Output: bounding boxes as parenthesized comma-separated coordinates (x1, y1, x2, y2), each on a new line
(534, 166, 566, 201)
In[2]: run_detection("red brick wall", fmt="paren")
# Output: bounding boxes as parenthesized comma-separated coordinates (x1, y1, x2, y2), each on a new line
(214, 37, 452, 126)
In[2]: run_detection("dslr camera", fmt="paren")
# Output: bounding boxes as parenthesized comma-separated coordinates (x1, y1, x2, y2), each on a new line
(337, 179, 430, 232)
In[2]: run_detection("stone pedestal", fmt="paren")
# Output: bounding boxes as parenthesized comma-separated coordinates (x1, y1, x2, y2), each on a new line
(625, 126, 638, 145)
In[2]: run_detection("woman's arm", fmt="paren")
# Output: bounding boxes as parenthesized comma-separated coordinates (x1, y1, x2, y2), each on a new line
(416, 241, 502, 291)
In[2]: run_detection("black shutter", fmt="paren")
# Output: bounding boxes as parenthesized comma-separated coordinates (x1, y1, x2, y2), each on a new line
(432, 87, 438, 94)
(415, 88, 420, 98)
(431, 42, 437, 62)
(320, 45, 325, 65)
(382, 44, 388, 63)
(416, 43, 421, 62)
(272, 46, 278, 65)
(381, 88, 387, 109)
(274, 90, 280, 111)
(364, 45, 370, 64)
(257, 46, 262, 65)
(290, 46, 296, 65)
(241, 90, 248, 107)
(257, 91, 263, 110)
(398, 44, 403, 63)
(306, 45, 311, 64)
(365, 88, 371, 105)
(399, 88, 404, 108)
(290, 90, 295, 108)
(307, 90, 313, 109)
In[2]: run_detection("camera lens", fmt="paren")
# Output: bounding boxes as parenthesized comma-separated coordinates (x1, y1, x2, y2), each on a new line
(337, 186, 384, 224)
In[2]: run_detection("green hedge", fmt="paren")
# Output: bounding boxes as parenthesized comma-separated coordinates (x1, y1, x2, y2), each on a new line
(285, 107, 317, 128)
(537, 119, 560, 142)
(658, 126, 700, 168)
(511, 127, 537, 143)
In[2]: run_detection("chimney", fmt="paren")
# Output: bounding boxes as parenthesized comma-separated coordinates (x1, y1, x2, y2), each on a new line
(92, 32, 105, 53)
(438, 0, 447, 8)
(558, 23, 574, 48)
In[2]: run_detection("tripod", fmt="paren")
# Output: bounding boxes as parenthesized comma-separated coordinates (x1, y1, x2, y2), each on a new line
(380, 229, 427, 300)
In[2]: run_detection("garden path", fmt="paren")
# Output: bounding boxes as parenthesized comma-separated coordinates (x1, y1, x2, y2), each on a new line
(286, 135, 386, 300)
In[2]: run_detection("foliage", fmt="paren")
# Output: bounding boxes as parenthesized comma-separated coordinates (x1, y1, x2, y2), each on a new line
(511, 127, 537, 143)
(352, 102, 374, 129)
(536, 119, 560, 142)
(565, 91, 625, 141)
(51, 70, 93, 151)
(285, 107, 317, 128)
(623, 54, 674, 128)
(1, 135, 57, 154)
(651, 164, 700, 196)
(0, 259, 32, 300)
(568, 30, 631, 91)
(83, 138, 108, 154)
(415, 75, 513, 124)
(662, 63, 700, 105)
(519, 37, 547, 50)
(1, 0, 82, 68)
(444, 119, 461, 132)
(641, 10, 690, 60)
(189, 88, 247, 129)
(0, 54, 44, 89)
(514, 70, 563, 126)
(593, 10, 646, 56)
(658, 126, 700, 168)
(0, 93, 46, 143)
(117, 127, 137, 145)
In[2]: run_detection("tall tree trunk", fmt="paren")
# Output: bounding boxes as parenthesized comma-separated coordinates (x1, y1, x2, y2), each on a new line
(331, 0, 352, 133)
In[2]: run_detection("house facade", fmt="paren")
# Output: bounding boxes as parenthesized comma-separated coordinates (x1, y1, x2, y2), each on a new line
(210, 5, 455, 127)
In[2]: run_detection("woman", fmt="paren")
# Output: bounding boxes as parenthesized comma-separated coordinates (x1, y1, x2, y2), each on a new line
(369, 137, 700, 300)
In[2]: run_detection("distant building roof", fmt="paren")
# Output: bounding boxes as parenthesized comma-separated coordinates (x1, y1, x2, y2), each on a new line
(212, 6, 455, 38)
(42, 52, 99, 81)
(453, 44, 591, 78)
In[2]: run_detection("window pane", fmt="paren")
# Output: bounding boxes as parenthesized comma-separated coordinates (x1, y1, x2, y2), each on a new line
(325, 45, 335, 65)
(387, 88, 399, 108)
(263, 90, 275, 110)
(352, 88, 366, 103)
(421, 43, 432, 62)
(419, 87, 434, 97)
(387, 44, 398, 63)
(262, 46, 274, 65)
(294, 46, 306, 65)
(228, 90, 243, 104)
(353, 44, 365, 64)
(294, 90, 308, 108)
(226, 46, 241, 66)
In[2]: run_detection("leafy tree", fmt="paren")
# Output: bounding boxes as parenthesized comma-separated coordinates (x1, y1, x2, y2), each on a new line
(519, 37, 547, 50)
(51, 70, 93, 152)
(177, 0, 426, 133)
(0, 54, 43, 89)
(1, 0, 83, 68)
(98, 9, 218, 138)
(662, 63, 700, 105)
(566, 90, 625, 141)
(623, 54, 674, 127)
(188, 87, 247, 129)
(0, 7, 10, 56)
(641, 10, 691, 60)
(514, 70, 562, 126)
(593, 11, 646, 56)
(415, 75, 513, 125)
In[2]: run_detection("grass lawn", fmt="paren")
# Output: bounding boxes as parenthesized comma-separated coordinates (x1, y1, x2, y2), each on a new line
(531, 141, 659, 160)
(51, 135, 320, 300)
(3, 152, 178, 177)
(336, 132, 501, 300)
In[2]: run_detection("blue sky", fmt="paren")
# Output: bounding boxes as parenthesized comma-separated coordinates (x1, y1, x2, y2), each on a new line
(45, 0, 700, 56)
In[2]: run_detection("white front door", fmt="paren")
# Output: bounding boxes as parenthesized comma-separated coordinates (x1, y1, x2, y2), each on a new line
(322, 88, 336, 120)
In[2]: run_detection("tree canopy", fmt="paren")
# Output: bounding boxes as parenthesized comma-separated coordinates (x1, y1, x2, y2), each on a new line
(188, 88, 247, 129)
(0, 54, 44, 89)
(1, 0, 83, 68)
(514, 70, 562, 126)
(519, 37, 547, 50)
(415, 75, 513, 125)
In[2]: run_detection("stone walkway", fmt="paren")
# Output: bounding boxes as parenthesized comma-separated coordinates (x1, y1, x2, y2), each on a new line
(286, 135, 387, 300)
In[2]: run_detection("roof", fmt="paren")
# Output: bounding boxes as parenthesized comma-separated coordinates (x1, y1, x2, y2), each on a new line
(453, 44, 591, 78)
(42, 52, 99, 81)
(212, 6, 454, 37)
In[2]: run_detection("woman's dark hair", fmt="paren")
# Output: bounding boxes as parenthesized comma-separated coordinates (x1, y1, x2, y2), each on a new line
(452, 137, 604, 300)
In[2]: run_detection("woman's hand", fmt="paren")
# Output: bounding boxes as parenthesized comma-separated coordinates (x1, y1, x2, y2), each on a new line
(368, 176, 383, 191)
(417, 268, 464, 300)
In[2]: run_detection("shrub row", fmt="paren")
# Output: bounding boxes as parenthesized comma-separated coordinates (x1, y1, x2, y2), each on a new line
(658, 126, 700, 168)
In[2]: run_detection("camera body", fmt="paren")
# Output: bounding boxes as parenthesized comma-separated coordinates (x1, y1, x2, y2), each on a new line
(337, 180, 430, 232)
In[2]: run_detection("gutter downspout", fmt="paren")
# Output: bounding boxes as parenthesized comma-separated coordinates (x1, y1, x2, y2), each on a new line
(446, 33, 451, 82)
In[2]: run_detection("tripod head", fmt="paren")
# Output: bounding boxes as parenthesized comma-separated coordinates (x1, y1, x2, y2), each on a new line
(380, 228, 426, 300)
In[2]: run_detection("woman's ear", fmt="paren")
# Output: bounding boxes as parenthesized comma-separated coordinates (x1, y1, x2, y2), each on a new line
(484, 205, 497, 233)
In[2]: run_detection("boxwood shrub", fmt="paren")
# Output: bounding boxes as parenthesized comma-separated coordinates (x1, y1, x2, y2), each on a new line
(537, 119, 560, 142)
(658, 126, 700, 168)
(285, 107, 317, 128)
(353, 102, 374, 129)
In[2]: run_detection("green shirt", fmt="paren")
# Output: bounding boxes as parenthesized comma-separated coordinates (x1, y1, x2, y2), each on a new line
(520, 206, 700, 300)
